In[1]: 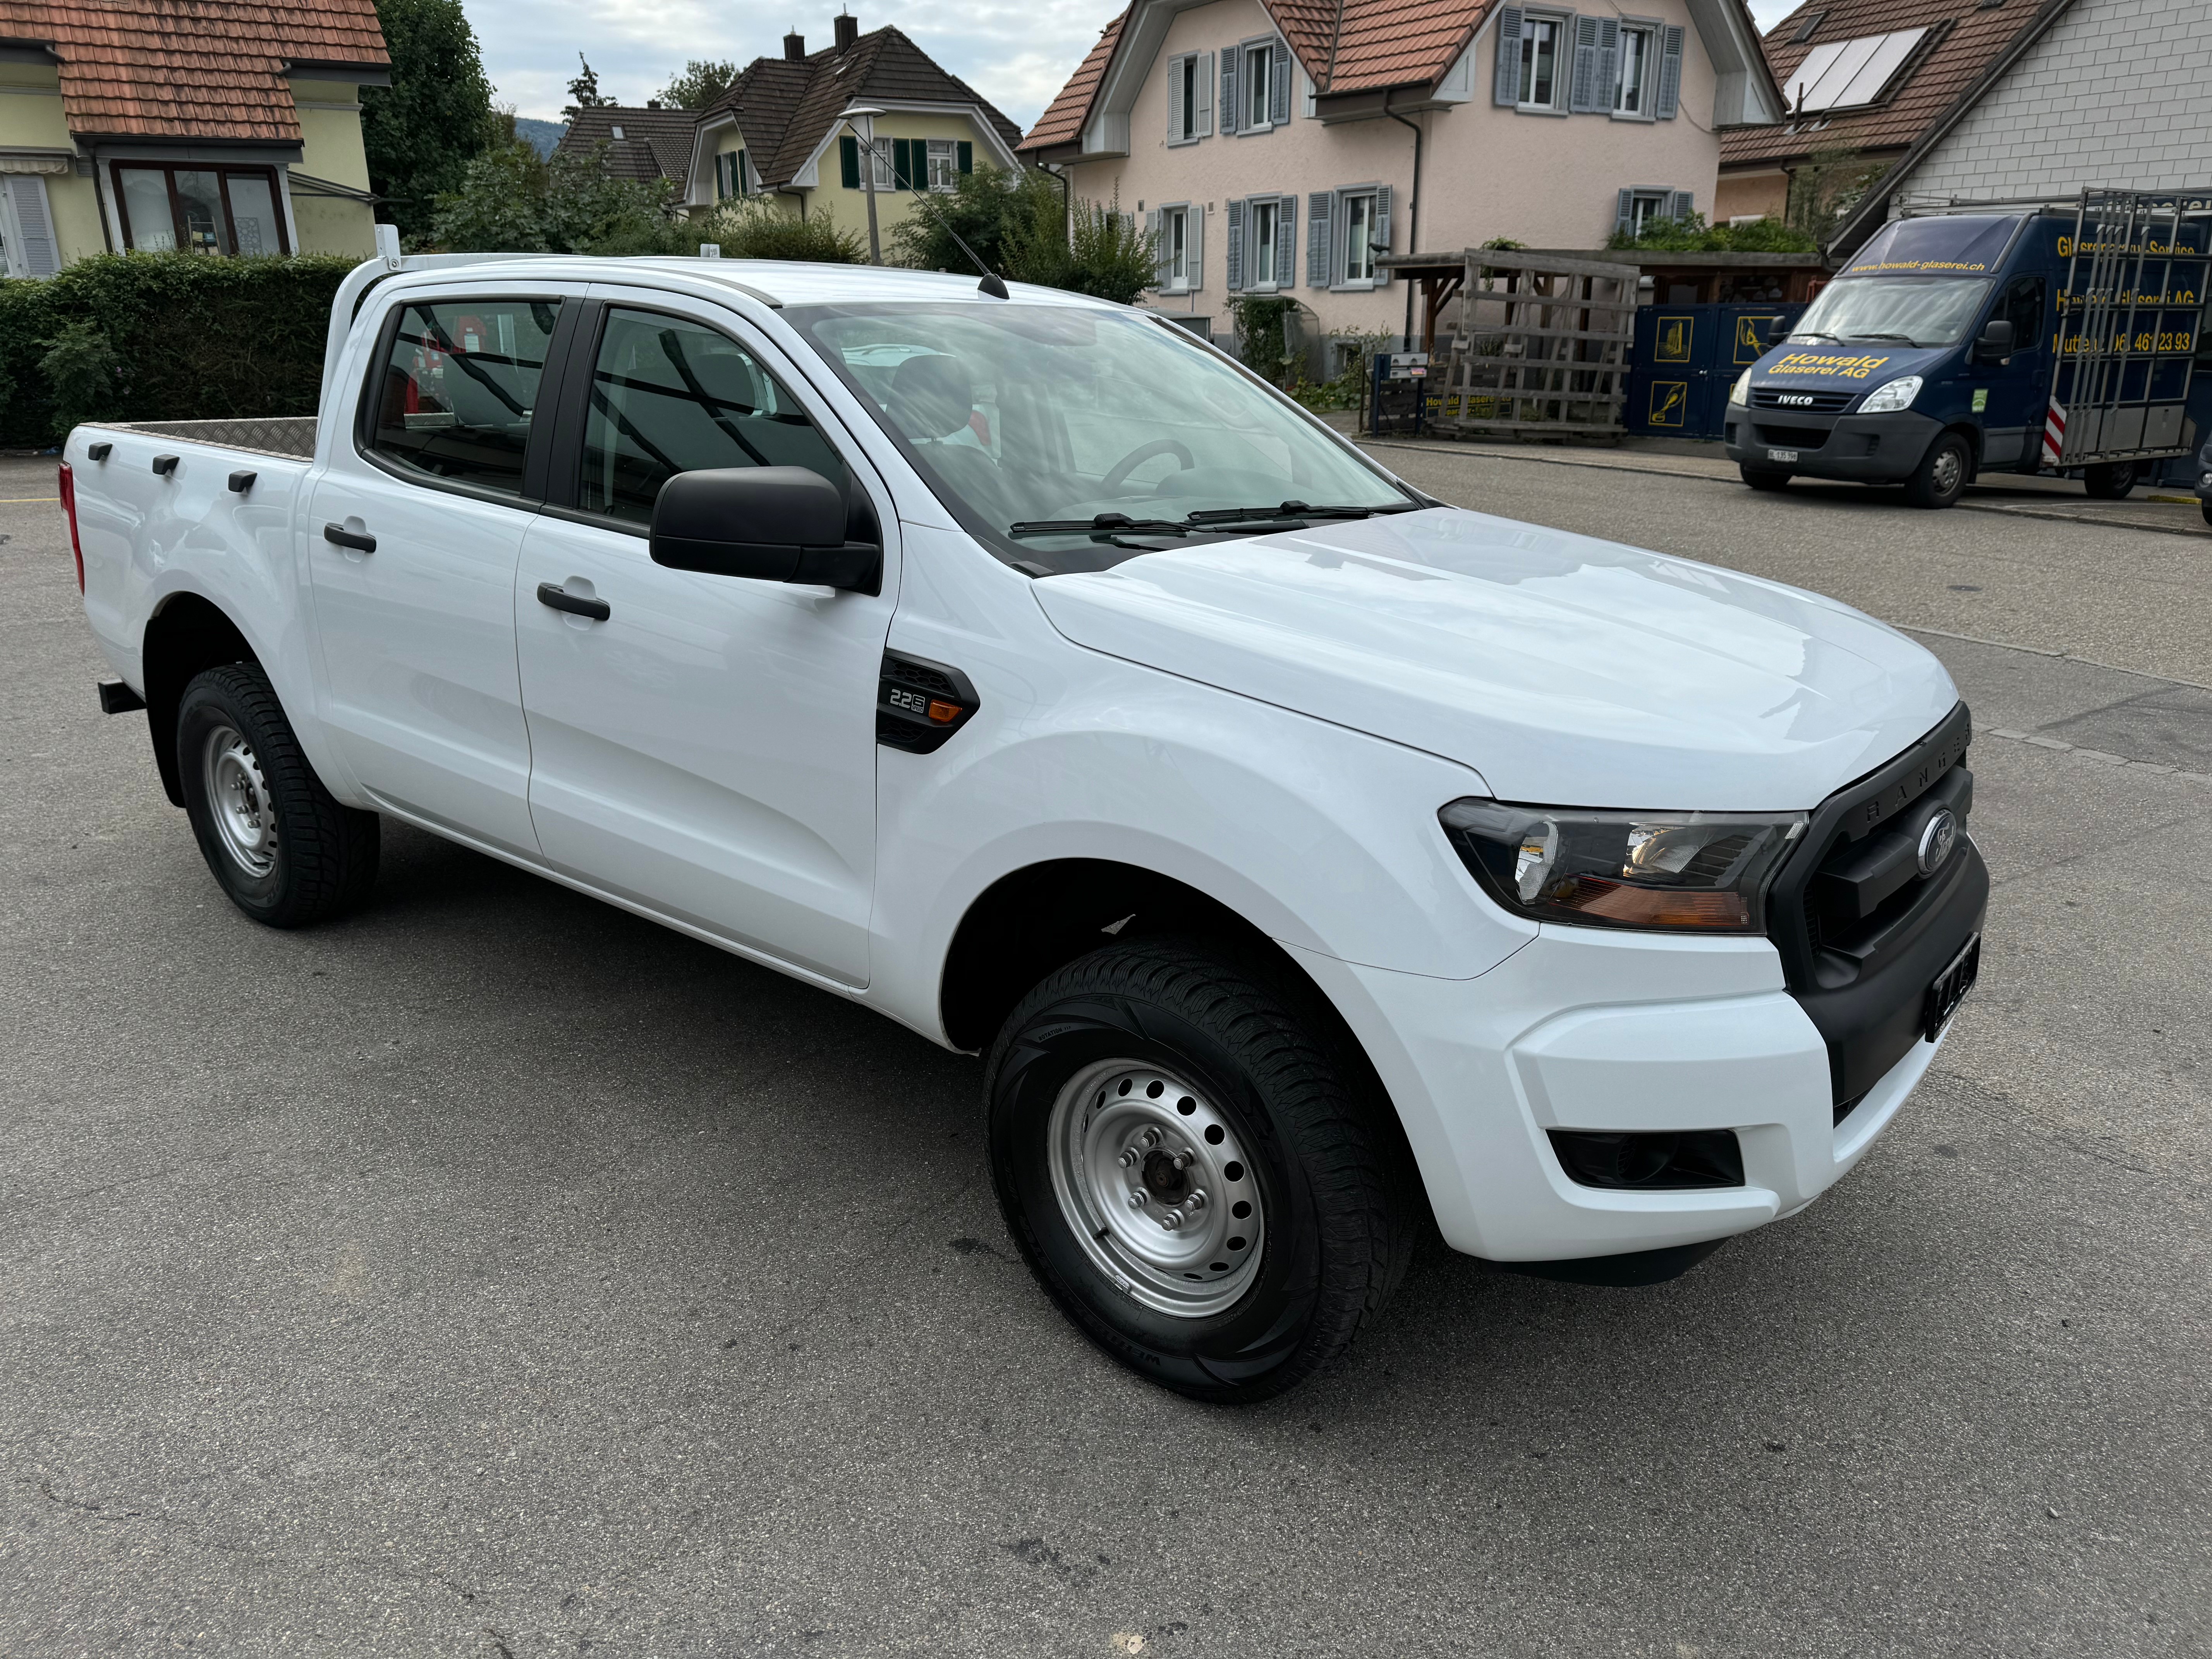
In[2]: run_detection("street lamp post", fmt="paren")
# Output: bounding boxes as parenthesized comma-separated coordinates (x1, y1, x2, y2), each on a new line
(840, 105, 886, 266)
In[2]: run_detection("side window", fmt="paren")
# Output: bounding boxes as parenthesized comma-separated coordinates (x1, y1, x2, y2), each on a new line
(579, 307, 848, 525)
(2002, 275, 2045, 352)
(369, 298, 561, 495)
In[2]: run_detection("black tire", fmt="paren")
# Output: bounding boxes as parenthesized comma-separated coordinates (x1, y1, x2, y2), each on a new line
(2083, 460, 2137, 499)
(1905, 432, 1972, 509)
(2201, 498, 2212, 528)
(1740, 465, 1791, 492)
(176, 664, 379, 927)
(986, 938, 1416, 1403)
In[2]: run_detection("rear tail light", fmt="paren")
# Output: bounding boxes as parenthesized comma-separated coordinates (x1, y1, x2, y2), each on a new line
(58, 461, 84, 593)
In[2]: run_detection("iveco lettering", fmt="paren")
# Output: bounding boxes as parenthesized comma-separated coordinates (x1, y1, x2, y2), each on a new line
(60, 249, 1986, 1401)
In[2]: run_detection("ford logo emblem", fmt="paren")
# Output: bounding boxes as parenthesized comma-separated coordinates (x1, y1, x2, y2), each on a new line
(1917, 809, 1959, 876)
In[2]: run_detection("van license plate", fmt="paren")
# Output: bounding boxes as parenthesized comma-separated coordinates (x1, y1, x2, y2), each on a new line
(1769, 448, 1799, 463)
(1923, 934, 1980, 1040)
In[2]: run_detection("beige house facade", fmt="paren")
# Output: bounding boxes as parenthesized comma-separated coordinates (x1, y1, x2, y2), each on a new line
(1023, 0, 1784, 345)
(0, 0, 386, 277)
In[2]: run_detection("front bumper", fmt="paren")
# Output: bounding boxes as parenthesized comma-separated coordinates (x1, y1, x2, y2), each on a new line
(1725, 408, 1944, 482)
(1289, 924, 1953, 1264)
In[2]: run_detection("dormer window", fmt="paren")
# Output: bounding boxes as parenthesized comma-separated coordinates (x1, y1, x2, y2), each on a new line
(611, 124, 626, 139)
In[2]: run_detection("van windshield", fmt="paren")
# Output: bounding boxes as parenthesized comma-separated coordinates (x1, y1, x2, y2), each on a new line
(785, 302, 1419, 573)
(1786, 276, 1992, 349)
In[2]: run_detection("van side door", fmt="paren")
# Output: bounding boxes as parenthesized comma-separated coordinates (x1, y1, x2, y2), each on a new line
(1977, 273, 2048, 471)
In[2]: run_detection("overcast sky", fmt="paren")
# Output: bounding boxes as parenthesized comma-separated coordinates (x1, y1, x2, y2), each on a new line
(475, 0, 1805, 129)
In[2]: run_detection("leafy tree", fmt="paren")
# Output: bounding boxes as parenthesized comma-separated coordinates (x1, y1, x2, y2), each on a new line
(1006, 192, 1158, 305)
(429, 140, 689, 255)
(657, 59, 739, 109)
(1787, 144, 1886, 243)
(887, 163, 1059, 276)
(565, 54, 614, 112)
(695, 198, 866, 263)
(1606, 211, 1817, 253)
(360, 0, 499, 240)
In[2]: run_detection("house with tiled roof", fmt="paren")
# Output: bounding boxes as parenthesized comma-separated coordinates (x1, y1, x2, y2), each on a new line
(1714, 0, 2080, 231)
(554, 14, 1024, 239)
(0, 0, 387, 276)
(1022, 0, 1784, 344)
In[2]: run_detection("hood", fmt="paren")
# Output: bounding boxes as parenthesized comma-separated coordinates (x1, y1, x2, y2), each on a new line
(1751, 342, 1946, 396)
(1030, 508, 1958, 812)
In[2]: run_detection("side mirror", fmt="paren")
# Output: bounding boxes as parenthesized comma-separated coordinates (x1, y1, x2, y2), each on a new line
(1973, 318, 2015, 362)
(649, 466, 881, 594)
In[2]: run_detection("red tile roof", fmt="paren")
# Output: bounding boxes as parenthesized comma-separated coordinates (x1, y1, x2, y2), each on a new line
(1021, 10, 1125, 152)
(1018, 0, 1501, 152)
(0, 0, 388, 144)
(1720, 0, 2072, 169)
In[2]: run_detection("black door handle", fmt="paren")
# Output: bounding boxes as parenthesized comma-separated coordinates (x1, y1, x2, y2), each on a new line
(537, 582, 610, 621)
(323, 522, 375, 553)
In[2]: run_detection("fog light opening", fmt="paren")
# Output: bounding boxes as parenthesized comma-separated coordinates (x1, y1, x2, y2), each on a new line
(1549, 1128, 1745, 1190)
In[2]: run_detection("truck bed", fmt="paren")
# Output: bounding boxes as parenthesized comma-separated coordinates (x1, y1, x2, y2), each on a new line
(86, 416, 318, 460)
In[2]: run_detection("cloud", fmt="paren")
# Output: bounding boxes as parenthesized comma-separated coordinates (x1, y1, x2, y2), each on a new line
(464, 0, 1119, 129)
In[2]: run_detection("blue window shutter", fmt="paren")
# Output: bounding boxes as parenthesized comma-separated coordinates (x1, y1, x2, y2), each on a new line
(840, 136, 860, 189)
(1669, 189, 1695, 220)
(957, 141, 972, 175)
(1655, 25, 1684, 118)
(1615, 188, 1635, 236)
(1372, 185, 1392, 285)
(1148, 208, 1166, 288)
(1278, 194, 1296, 286)
(1269, 40, 1292, 125)
(1226, 197, 1245, 290)
(1493, 7, 1523, 104)
(1569, 16, 1599, 112)
(1221, 48, 1240, 134)
(1595, 20, 1620, 109)
(1307, 191, 1332, 288)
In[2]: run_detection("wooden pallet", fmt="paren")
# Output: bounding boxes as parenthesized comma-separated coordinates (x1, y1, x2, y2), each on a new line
(1426, 251, 1639, 441)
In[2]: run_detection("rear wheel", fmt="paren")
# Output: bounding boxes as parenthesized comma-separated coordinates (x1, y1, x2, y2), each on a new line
(2201, 498, 2212, 528)
(1905, 432, 1971, 509)
(986, 939, 1415, 1403)
(1740, 466, 1791, 492)
(2083, 460, 2137, 499)
(177, 664, 379, 927)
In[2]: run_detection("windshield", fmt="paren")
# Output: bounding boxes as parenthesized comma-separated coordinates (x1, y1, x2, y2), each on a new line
(785, 302, 1419, 572)
(1786, 276, 1992, 349)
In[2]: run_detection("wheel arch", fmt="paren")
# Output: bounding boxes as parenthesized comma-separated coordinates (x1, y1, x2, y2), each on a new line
(141, 591, 261, 806)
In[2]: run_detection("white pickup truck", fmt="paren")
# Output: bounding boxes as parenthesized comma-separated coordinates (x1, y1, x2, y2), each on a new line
(61, 250, 1985, 1401)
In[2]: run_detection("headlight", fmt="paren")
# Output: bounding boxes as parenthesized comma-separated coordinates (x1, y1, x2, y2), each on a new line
(1859, 375, 1923, 414)
(1729, 369, 1751, 407)
(1439, 799, 1806, 934)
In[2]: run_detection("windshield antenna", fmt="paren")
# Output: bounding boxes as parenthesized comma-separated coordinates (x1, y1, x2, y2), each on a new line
(901, 174, 1008, 298)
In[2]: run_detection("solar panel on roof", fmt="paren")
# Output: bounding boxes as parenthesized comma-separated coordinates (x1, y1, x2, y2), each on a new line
(1787, 26, 1927, 111)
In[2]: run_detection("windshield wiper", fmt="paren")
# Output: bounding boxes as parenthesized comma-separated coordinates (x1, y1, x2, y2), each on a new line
(1183, 501, 1410, 526)
(1789, 330, 1841, 342)
(1846, 332, 1918, 345)
(1008, 512, 1192, 539)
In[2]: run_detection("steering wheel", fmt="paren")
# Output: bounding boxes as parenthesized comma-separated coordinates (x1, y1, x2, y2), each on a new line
(1100, 437, 1195, 495)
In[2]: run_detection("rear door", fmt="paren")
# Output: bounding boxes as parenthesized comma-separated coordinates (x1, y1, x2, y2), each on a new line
(308, 285, 578, 854)
(512, 290, 896, 985)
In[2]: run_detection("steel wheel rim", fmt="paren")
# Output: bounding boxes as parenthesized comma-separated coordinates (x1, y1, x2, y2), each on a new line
(1931, 447, 1963, 494)
(202, 723, 277, 877)
(1046, 1058, 1265, 1319)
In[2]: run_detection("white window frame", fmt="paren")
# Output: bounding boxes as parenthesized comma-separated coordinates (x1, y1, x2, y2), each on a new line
(869, 136, 893, 190)
(1612, 20, 1658, 119)
(1168, 52, 1216, 144)
(1516, 11, 1570, 113)
(1244, 40, 1274, 131)
(1164, 203, 1190, 291)
(1338, 189, 1378, 289)
(926, 138, 958, 192)
(1623, 188, 1674, 237)
(1249, 197, 1279, 288)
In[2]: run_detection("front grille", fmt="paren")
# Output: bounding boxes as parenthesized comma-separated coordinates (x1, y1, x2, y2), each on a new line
(1753, 388, 1856, 414)
(1765, 705, 1987, 1105)
(1752, 423, 1832, 449)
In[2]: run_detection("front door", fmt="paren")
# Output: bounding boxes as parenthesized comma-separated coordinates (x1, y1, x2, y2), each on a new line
(309, 290, 571, 854)
(1975, 272, 2049, 471)
(514, 297, 893, 985)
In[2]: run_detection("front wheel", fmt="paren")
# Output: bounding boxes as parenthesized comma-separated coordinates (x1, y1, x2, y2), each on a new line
(177, 664, 379, 927)
(1740, 465, 1791, 492)
(986, 939, 1416, 1403)
(1905, 432, 1972, 509)
(2083, 460, 2137, 499)
(2201, 498, 2212, 528)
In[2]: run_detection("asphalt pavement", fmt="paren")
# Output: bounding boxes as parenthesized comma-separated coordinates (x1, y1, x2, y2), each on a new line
(2, 448, 2207, 1657)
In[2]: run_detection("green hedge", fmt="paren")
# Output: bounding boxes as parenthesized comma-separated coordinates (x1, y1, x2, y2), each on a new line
(0, 253, 358, 447)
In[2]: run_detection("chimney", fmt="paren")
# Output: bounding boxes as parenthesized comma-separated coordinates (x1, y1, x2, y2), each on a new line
(646, 98, 662, 109)
(783, 29, 806, 60)
(833, 11, 858, 50)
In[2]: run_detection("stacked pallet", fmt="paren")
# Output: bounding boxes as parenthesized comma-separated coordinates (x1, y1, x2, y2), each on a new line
(1428, 250, 1640, 440)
